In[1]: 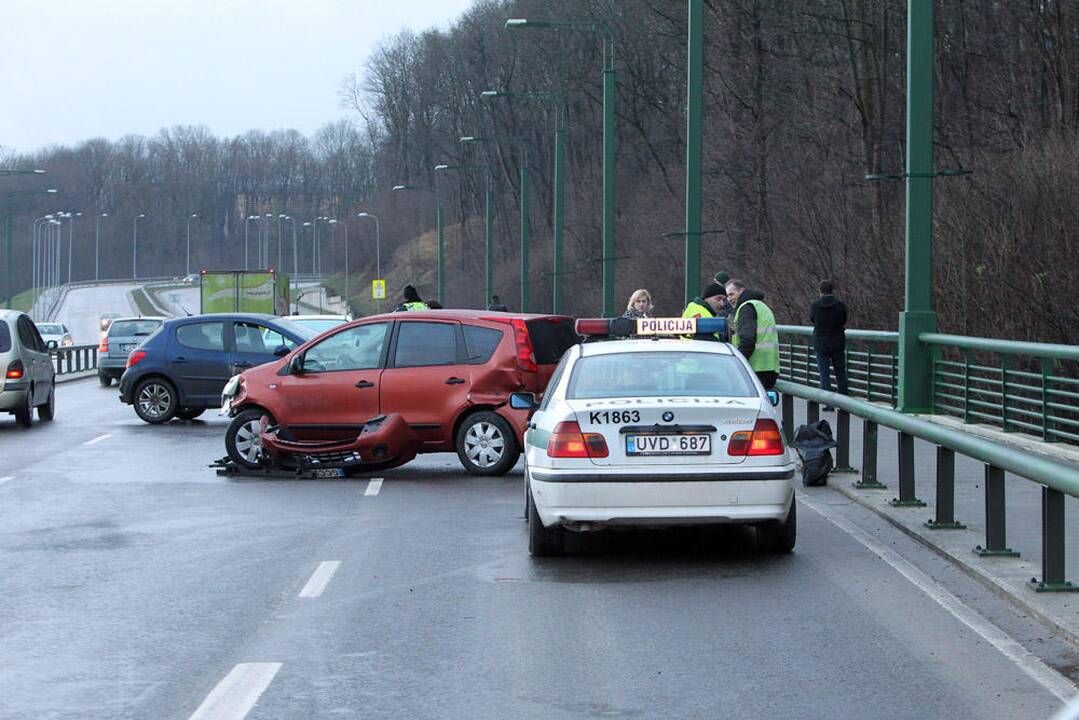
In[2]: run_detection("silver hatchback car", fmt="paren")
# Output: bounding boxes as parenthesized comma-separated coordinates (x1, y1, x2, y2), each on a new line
(0, 310, 57, 427)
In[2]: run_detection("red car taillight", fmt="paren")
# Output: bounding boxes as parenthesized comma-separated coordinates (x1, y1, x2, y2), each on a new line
(98, 337, 108, 354)
(728, 419, 785, 456)
(126, 350, 146, 369)
(5, 359, 24, 379)
(509, 318, 538, 373)
(546, 421, 609, 458)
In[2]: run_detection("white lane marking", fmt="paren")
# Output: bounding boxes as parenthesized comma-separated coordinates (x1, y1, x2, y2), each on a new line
(298, 561, 341, 598)
(364, 478, 383, 496)
(800, 494, 1077, 702)
(82, 433, 112, 446)
(0, 476, 13, 485)
(188, 662, 282, 720)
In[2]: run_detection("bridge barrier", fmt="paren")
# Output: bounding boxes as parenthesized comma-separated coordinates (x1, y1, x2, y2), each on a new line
(778, 325, 1079, 446)
(50, 344, 98, 376)
(777, 379, 1079, 593)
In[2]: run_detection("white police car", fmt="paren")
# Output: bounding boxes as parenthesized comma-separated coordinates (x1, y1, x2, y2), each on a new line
(512, 316, 797, 556)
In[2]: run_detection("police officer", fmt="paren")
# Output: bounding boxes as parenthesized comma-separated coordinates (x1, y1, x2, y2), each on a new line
(712, 271, 733, 318)
(682, 281, 727, 340)
(395, 285, 427, 312)
(725, 279, 780, 388)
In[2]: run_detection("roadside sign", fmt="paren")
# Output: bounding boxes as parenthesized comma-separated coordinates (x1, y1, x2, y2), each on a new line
(372, 279, 386, 299)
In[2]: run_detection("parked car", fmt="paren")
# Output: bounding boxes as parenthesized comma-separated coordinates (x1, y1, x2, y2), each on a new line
(35, 322, 73, 348)
(97, 316, 166, 386)
(222, 310, 578, 475)
(287, 314, 350, 334)
(119, 313, 316, 424)
(0, 310, 57, 427)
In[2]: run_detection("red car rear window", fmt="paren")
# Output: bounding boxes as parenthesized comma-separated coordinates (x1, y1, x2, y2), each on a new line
(525, 318, 578, 365)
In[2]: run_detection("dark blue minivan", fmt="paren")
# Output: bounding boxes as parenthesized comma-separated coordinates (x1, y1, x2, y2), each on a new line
(119, 313, 316, 423)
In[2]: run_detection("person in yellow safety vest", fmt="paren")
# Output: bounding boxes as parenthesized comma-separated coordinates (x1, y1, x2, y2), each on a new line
(395, 284, 427, 312)
(725, 279, 780, 389)
(681, 281, 727, 340)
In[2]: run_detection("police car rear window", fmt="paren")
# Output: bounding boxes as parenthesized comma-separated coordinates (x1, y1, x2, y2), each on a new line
(566, 352, 758, 399)
(0, 322, 10, 353)
(526, 318, 578, 365)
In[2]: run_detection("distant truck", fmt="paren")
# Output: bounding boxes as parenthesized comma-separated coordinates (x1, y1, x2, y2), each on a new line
(199, 270, 289, 315)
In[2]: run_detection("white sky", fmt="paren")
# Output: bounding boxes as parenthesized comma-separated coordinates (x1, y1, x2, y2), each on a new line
(0, 0, 476, 155)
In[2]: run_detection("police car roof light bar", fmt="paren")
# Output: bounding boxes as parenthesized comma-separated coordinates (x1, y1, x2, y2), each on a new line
(575, 319, 611, 335)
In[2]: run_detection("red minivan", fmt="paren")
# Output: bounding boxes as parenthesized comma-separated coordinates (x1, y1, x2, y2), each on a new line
(223, 310, 578, 475)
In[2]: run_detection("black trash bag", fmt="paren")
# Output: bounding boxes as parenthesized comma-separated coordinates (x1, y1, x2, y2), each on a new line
(793, 420, 837, 487)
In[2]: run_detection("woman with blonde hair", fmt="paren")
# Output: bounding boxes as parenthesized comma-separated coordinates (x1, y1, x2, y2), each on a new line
(623, 289, 654, 319)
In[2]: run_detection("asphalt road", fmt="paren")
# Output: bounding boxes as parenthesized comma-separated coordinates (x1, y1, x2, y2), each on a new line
(1, 380, 1078, 719)
(53, 284, 141, 345)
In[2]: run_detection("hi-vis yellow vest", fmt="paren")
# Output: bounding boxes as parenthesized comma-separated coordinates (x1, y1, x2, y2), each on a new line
(732, 300, 779, 372)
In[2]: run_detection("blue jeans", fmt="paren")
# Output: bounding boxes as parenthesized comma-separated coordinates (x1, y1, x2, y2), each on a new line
(816, 348, 848, 396)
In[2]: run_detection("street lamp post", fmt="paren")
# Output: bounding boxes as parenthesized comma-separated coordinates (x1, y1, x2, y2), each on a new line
(481, 90, 567, 313)
(244, 215, 259, 270)
(507, 18, 617, 316)
(461, 136, 531, 312)
(62, 211, 82, 284)
(95, 213, 108, 281)
(356, 212, 381, 313)
(132, 213, 145, 279)
(1, 185, 56, 309)
(277, 214, 287, 272)
(341, 218, 350, 316)
(684, 0, 704, 306)
(31, 215, 53, 316)
(186, 213, 198, 275)
(434, 165, 493, 307)
(392, 184, 444, 304)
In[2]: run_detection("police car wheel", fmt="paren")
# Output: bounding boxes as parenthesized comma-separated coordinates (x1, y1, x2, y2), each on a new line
(455, 411, 519, 476)
(527, 481, 564, 556)
(757, 500, 797, 554)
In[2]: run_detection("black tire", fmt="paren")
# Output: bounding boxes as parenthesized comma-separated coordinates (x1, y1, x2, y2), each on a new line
(14, 388, 33, 428)
(133, 377, 178, 424)
(527, 479, 565, 556)
(176, 407, 205, 421)
(455, 411, 519, 476)
(98, 373, 112, 387)
(38, 382, 55, 421)
(226, 409, 272, 470)
(757, 500, 797, 554)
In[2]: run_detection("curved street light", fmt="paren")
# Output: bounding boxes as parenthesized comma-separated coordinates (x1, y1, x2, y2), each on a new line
(133, 213, 146, 279)
(356, 212, 381, 313)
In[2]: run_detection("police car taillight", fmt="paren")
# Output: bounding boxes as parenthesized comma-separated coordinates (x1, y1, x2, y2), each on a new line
(547, 421, 609, 458)
(728, 419, 785, 456)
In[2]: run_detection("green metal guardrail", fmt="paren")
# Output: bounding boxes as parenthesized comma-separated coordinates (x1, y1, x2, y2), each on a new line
(777, 379, 1079, 593)
(51, 344, 98, 376)
(778, 325, 1079, 446)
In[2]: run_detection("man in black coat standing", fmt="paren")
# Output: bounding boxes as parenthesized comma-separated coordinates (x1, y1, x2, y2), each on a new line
(810, 279, 848, 408)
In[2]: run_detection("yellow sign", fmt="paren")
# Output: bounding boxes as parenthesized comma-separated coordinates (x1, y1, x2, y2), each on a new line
(636, 317, 697, 335)
(372, 279, 386, 299)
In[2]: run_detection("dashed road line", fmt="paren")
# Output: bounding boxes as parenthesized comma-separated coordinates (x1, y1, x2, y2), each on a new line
(82, 433, 112, 446)
(188, 662, 282, 720)
(364, 478, 383, 496)
(800, 494, 1077, 702)
(298, 561, 341, 598)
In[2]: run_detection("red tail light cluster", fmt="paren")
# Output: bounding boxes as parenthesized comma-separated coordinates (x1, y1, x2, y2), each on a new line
(728, 419, 785, 456)
(126, 350, 147, 369)
(509, 318, 538, 373)
(98, 336, 109, 354)
(5, 360, 24, 380)
(546, 421, 609, 458)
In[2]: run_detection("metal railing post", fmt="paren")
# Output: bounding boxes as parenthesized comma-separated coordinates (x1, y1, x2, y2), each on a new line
(1029, 487, 1077, 592)
(854, 419, 886, 489)
(834, 409, 857, 473)
(926, 446, 964, 529)
(781, 393, 794, 443)
(806, 399, 819, 425)
(1040, 358, 1054, 442)
(891, 432, 926, 506)
(1000, 355, 1012, 432)
(974, 465, 1019, 557)
(962, 349, 973, 423)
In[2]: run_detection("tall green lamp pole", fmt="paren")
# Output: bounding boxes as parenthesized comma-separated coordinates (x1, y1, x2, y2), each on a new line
(461, 136, 532, 311)
(436, 164, 494, 307)
(481, 90, 566, 314)
(507, 18, 616, 316)
(684, 0, 704, 306)
(392, 183, 444, 304)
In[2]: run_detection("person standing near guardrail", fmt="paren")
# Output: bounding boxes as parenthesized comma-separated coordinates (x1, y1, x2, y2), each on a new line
(725, 279, 780, 389)
(810, 279, 848, 409)
(622, 289, 655, 319)
(681, 281, 727, 340)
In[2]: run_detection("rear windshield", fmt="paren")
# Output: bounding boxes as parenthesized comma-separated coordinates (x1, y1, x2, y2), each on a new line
(36, 324, 63, 334)
(109, 319, 162, 337)
(566, 351, 758, 399)
(526, 318, 579, 365)
(0, 322, 10, 353)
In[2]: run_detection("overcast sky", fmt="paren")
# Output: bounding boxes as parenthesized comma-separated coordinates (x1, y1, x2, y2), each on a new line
(0, 0, 476, 155)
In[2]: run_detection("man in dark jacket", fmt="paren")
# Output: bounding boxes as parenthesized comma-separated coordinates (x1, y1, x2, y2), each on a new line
(487, 294, 509, 312)
(810, 279, 848, 406)
(395, 285, 426, 312)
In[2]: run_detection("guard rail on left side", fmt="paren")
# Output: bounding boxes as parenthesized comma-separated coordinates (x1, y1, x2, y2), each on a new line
(50, 344, 98, 376)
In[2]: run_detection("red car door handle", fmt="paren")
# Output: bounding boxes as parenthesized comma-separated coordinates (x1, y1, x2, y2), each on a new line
(445, 377, 465, 385)
(354, 380, 375, 389)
